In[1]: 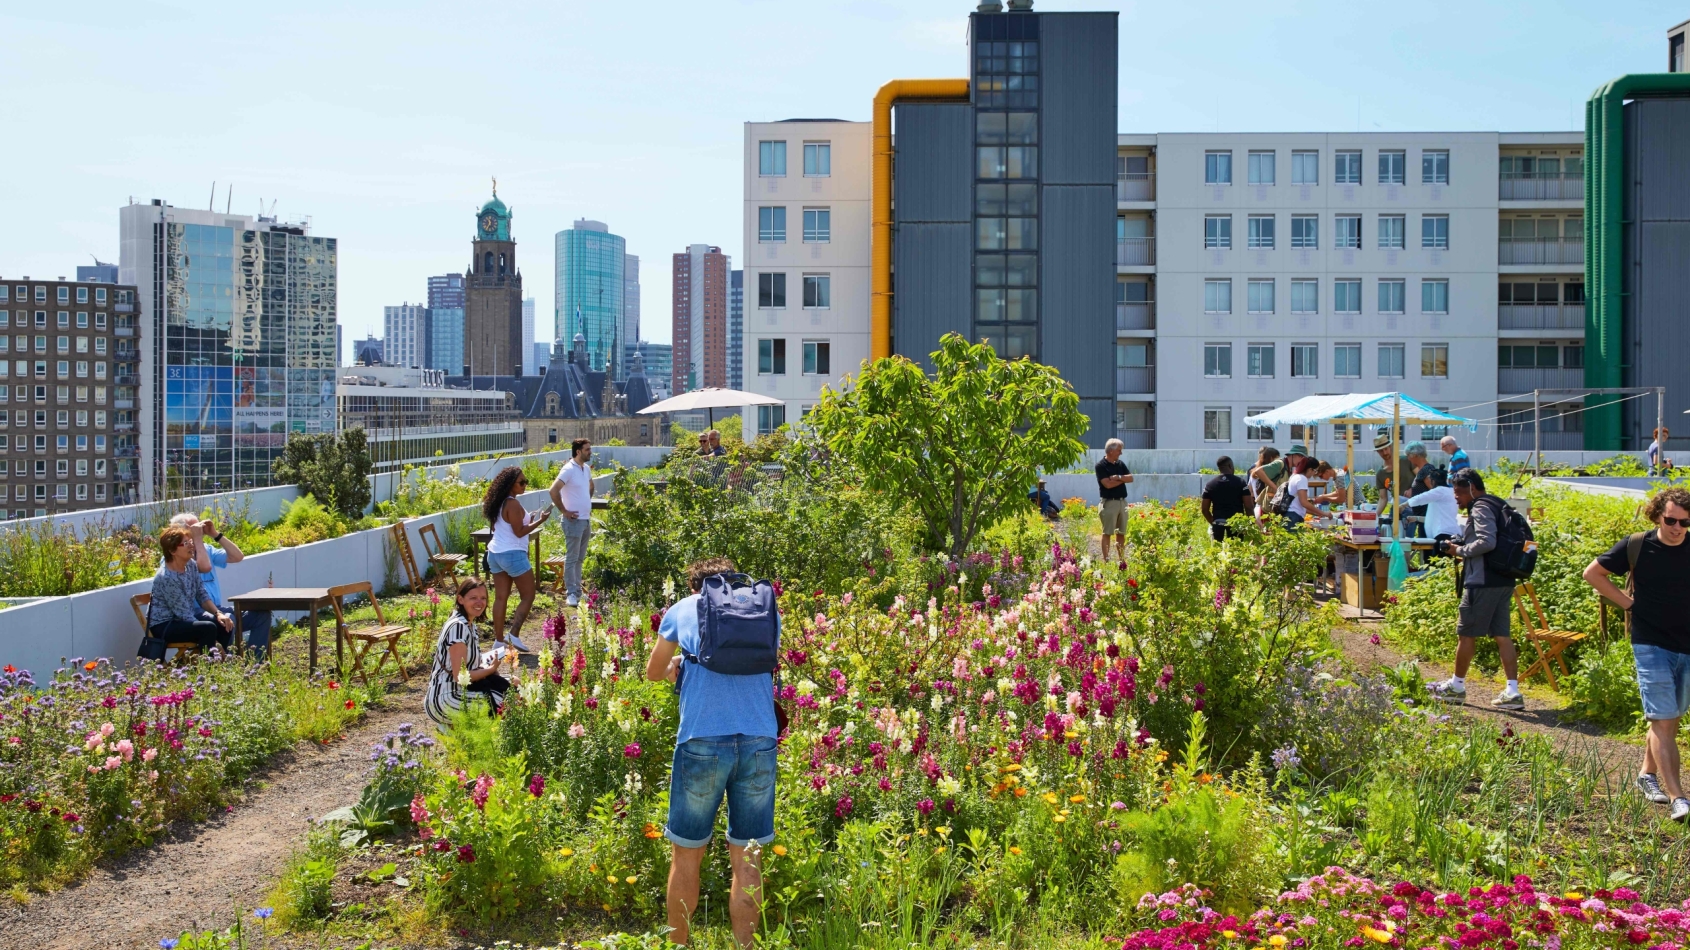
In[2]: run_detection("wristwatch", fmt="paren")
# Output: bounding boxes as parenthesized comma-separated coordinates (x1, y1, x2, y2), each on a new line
(213, 532, 225, 543)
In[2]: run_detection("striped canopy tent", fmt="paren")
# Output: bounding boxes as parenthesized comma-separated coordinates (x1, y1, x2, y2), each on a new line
(1244, 394, 1476, 537)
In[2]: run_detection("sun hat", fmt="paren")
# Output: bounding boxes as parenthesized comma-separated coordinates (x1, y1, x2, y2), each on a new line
(1287, 443, 1309, 456)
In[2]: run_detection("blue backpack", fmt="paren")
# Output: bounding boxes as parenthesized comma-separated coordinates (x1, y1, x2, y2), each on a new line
(686, 573, 780, 676)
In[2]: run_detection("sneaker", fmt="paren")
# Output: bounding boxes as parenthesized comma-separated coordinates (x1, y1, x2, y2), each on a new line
(566, 594, 580, 608)
(504, 632, 534, 654)
(1491, 688, 1525, 711)
(1671, 798, 1690, 822)
(1428, 677, 1467, 704)
(1638, 773, 1672, 805)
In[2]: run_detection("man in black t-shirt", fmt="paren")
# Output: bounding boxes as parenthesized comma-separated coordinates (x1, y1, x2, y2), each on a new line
(1201, 456, 1253, 543)
(1096, 438, 1133, 560)
(1585, 486, 1690, 821)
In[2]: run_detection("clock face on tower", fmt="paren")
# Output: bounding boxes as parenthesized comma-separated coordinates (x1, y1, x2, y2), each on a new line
(481, 213, 498, 235)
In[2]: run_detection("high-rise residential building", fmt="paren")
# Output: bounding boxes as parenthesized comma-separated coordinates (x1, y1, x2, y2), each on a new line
(521, 297, 536, 376)
(742, 120, 871, 436)
(728, 269, 744, 391)
(77, 261, 118, 284)
(336, 325, 344, 366)
(671, 245, 730, 395)
(119, 199, 337, 500)
(465, 188, 523, 378)
(383, 303, 427, 368)
(555, 220, 626, 377)
(426, 273, 465, 373)
(624, 253, 641, 349)
(0, 275, 139, 515)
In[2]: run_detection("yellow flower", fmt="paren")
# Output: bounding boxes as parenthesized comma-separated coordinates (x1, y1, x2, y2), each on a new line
(917, 827, 929, 836)
(608, 874, 619, 884)
(772, 845, 788, 856)
(1042, 792, 1060, 804)
(1222, 932, 1238, 940)
(1069, 794, 1086, 804)
(1000, 764, 1023, 774)
(625, 876, 638, 885)
(1269, 935, 1288, 947)
(1064, 730, 1078, 739)
(602, 903, 612, 913)
(935, 846, 947, 854)
(1362, 927, 1392, 944)
(1009, 846, 1023, 856)
(560, 848, 574, 857)
(1052, 815, 1067, 823)
(936, 826, 951, 837)
(1564, 891, 1583, 900)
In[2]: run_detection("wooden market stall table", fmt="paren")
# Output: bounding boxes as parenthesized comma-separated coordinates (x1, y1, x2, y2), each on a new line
(227, 587, 342, 673)
(1331, 536, 1440, 614)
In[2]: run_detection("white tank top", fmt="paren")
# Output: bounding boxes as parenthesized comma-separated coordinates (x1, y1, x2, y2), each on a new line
(487, 501, 526, 553)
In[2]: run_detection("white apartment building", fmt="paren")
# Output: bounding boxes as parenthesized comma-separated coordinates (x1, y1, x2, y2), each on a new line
(1119, 131, 1585, 454)
(740, 119, 871, 441)
(384, 303, 426, 369)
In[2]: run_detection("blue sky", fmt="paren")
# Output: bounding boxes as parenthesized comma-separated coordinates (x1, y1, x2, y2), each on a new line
(0, 0, 1679, 352)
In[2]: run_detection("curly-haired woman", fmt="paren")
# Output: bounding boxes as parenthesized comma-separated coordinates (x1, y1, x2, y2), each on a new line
(481, 465, 550, 652)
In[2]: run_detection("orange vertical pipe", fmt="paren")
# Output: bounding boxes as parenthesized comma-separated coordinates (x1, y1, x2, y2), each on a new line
(872, 79, 970, 361)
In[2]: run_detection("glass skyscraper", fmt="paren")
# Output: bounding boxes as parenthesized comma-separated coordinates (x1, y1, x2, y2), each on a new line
(426, 273, 464, 374)
(555, 220, 626, 377)
(121, 201, 337, 498)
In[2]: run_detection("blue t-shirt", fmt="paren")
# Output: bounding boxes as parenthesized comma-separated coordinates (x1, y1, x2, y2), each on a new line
(660, 592, 780, 745)
(160, 546, 227, 607)
(1448, 449, 1471, 474)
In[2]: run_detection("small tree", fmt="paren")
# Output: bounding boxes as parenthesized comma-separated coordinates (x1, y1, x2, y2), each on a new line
(808, 333, 1087, 557)
(271, 428, 373, 520)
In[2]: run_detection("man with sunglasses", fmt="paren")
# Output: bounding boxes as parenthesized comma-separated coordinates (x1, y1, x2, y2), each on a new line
(1585, 486, 1690, 821)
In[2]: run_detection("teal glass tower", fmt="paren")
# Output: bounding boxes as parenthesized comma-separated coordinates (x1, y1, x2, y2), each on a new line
(554, 220, 626, 377)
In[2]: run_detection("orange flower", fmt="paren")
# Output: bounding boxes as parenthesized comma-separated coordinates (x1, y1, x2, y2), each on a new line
(1013, 787, 1028, 798)
(83, 661, 98, 671)
(643, 823, 663, 839)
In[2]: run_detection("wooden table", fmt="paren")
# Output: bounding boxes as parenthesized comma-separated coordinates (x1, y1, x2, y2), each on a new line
(468, 526, 543, 579)
(227, 588, 341, 673)
(1331, 537, 1439, 613)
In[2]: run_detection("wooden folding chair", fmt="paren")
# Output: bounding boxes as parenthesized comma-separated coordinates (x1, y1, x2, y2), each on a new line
(416, 523, 468, 586)
(541, 554, 570, 594)
(130, 592, 203, 664)
(1513, 582, 1588, 690)
(327, 582, 411, 687)
(388, 523, 423, 593)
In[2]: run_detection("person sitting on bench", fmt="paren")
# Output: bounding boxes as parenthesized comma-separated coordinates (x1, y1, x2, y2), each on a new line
(147, 525, 234, 652)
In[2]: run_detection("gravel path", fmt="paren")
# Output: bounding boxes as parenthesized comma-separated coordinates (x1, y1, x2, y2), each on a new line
(0, 679, 425, 950)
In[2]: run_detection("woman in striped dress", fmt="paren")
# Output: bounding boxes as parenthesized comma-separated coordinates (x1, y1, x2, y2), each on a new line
(425, 577, 509, 728)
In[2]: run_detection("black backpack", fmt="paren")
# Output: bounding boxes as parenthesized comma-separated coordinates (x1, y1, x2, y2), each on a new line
(1475, 496, 1538, 579)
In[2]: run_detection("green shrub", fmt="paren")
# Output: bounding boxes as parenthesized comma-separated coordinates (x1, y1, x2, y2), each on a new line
(1561, 638, 1644, 733)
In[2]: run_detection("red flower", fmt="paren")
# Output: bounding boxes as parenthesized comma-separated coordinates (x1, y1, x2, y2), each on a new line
(1126, 578, 1139, 588)
(326, 680, 340, 690)
(344, 699, 355, 710)
(456, 844, 476, 863)
(528, 774, 546, 797)
(62, 813, 80, 823)
(432, 838, 451, 852)
(623, 743, 642, 758)
(1, 664, 14, 673)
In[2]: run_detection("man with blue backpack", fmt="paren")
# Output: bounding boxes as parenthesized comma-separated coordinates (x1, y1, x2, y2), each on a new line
(645, 557, 781, 948)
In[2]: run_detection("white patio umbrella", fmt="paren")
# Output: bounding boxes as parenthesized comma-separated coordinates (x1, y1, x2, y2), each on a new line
(637, 387, 782, 429)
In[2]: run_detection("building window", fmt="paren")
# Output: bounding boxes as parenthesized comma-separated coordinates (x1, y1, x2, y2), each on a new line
(1420, 343, 1449, 378)
(1290, 215, 1318, 249)
(1204, 343, 1232, 378)
(95, 287, 105, 304)
(1291, 279, 1318, 314)
(1203, 407, 1232, 442)
(757, 206, 786, 243)
(758, 272, 786, 308)
(1335, 215, 1361, 249)
(1246, 407, 1276, 441)
(1205, 150, 1232, 184)
(94, 312, 105, 329)
(76, 312, 87, 328)
(56, 287, 68, 304)
(1291, 344, 1319, 378)
(803, 141, 831, 177)
(977, 146, 1037, 179)
(1334, 343, 1362, 378)
(1204, 279, 1232, 314)
(802, 207, 831, 243)
(1421, 214, 1449, 249)
(802, 340, 831, 375)
(802, 274, 830, 309)
(1117, 341, 1151, 368)
(756, 404, 785, 436)
(1378, 215, 1405, 249)
(1378, 150, 1406, 184)
(1247, 279, 1275, 314)
(1204, 215, 1232, 249)
(1422, 149, 1450, 184)
(758, 338, 786, 375)
(75, 287, 87, 304)
(1291, 150, 1319, 185)
(1247, 215, 1275, 249)
(759, 140, 786, 176)
(1378, 343, 1406, 379)
(1331, 277, 1358, 314)
(1378, 279, 1406, 314)
(1335, 150, 1362, 184)
(1421, 279, 1449, 314)
(1247, 343, 1275, 378)
(1247, 150, 1275, 185)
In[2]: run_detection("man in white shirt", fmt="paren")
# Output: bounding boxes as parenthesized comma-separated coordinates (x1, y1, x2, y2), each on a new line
(1401, 484, 1461, 542)
(548, 438, 594, 607)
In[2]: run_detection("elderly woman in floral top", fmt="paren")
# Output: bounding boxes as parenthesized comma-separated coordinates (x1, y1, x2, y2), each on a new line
(146, 525, 234, 651)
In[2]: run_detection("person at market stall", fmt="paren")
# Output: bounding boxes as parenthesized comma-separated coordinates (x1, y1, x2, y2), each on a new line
(1201, 456, 1253, 542)
(167, 512, 272, 658)
(1440, 436, 1471, 475)
(1427, 470, 1524, 711)
(1250, 443, 1306, 523)
(424, 576, 508, 727)
(1582, 486, 1690, 821)
(1400, 442, 1439, 538)
(1372, 429, 1416, 527)
(1310, 460, 1352, 508)
(1283, 455, 1317, 528)
(146, 525, 234, 652)
(1096, 438, 1134, 560)
(1399, 479, 1461, 547)
(1247, 446, 1282, 525)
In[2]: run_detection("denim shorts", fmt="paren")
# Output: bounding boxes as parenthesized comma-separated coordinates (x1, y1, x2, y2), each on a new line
(665, 735, 777, 848)
(485, 548, 532, 577)
(1633, 643, 1690, 722)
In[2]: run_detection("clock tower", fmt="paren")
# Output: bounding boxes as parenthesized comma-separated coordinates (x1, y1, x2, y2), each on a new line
(463, 181, 524, 377)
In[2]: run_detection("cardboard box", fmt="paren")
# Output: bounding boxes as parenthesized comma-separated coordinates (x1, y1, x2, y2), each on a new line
(1343, 570, 1386, 611)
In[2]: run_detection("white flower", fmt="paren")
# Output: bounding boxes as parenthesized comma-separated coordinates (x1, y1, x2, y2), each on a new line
(796, 679, 818, 697)
(930, 694, 946, 712)
(456, 665, 470, 689)
(937, 775, 962, 798)
(623, 771, 644, 797)
(1044, 694, 1058, 712)
(1020, 764, 1040, 784)
(663, 576, 676, 601)
(997, 677, 1014, 694)
(553, 691, 573, 719)
(518, 677, 544, 705)
(601, 661, 617, 680)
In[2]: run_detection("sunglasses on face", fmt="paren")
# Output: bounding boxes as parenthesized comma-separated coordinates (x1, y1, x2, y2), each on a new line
(1663, 516, 1690, 528)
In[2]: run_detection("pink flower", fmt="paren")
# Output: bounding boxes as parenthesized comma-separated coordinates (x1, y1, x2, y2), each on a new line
(568, 723, 586, 738)
(99, 722, 115, 738)
(115, 739, 134, 762)
(917, 798, 935, 815)
(623, 743, 642, 758)
(143, 747, 158, 762)
(456, 844, 476, 863)
(528, 774, 546, 797)
(104, 755, 122, 770)
(471, 773, 494, 811)
(409, 794, 430, 826)
(835, 795, 854, 818)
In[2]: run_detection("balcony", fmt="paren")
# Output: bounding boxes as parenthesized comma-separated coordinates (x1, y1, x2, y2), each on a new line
(113, 422, 135, 433)
(1115, 366, 1155, 393)
(115, 327, 135, 337)
(114, 446, 139, 458)
(1116, 172, 1155, 202)
(1498, 238, 1584, 266)
(1116, 302, 1155, 332)
(1498, 367, 1584, 394)
(1114, 428, 1155, 449)
(115, 399, 134, 409)
(1499, 304, 1586, 331)
(115, 374, 137, 386)
(115, 303, 134, 313)
(1497, 429, 1584, 451)
(1499, 177, 1583, 201)
(1116, 237, 1155, 266)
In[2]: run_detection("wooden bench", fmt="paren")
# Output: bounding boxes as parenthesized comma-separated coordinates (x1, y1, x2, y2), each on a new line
(129, 592, 205, 663)
(1513, 582, 1588, 690)
(327, 582, 412, 687)
(416, 523, 468, 585)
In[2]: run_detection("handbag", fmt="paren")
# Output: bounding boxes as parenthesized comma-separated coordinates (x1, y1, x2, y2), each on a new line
(137, 597, 169, 661)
